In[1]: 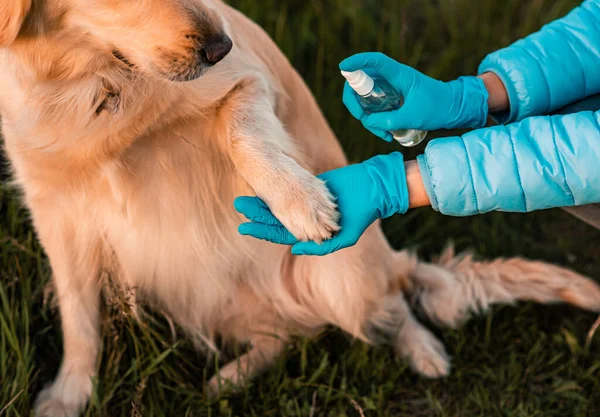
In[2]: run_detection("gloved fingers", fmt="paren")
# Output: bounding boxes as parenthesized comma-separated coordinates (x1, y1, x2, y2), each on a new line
(339, 52, 409, 86)
(343, 82, 394, 142)
(362, 108, 414, 132)
(234, 196, 284, 227)
(315, 170, 336, 182)
(238, 222, 298, 245)
(363, 123, 394, 142)
(291, 235, 350, 256)
(342, 82, 366, 120)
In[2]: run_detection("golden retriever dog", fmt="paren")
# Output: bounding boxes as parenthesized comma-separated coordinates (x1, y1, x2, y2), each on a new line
(2, 1, 600, 416)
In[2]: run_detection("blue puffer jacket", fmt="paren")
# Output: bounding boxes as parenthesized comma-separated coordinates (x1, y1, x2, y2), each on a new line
(417, 0, 600, 216)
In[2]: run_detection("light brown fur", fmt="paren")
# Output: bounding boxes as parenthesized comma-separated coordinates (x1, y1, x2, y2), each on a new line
(2, 1, 600, 416)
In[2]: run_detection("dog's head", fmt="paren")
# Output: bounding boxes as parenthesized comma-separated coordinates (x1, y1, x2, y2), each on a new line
(1, 0, 233, 82)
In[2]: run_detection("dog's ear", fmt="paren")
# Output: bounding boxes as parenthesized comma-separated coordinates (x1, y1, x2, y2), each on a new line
(0, 0, 32, 47)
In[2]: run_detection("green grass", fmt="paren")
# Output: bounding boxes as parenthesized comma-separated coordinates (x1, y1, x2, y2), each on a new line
(2, 0, 600, 415)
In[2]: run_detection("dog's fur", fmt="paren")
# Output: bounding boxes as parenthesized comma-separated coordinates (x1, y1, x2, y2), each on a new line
(2, 1, 600, 416)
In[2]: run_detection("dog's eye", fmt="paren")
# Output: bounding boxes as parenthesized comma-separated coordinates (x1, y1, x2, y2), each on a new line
(95, 83, 121, 116)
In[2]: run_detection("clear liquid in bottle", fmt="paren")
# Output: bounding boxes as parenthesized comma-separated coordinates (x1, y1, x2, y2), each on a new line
(342, 70, 427, 147)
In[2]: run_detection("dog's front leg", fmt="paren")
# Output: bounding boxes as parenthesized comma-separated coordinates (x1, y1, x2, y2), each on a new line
(225, 81, 340, 242)
(32, 213, 102, 417)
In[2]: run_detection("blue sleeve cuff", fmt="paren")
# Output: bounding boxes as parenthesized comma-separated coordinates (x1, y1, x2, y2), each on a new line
(419, 138, 481, 216)
(416, 154, 439, 212)
(477, 64, 520, 125)
(478, 54, 542, 124)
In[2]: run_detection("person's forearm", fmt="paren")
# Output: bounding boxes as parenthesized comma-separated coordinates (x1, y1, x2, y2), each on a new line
(415, 107, 600, 217)
(478, 72, 509, 114)
(405, 73, 509, 210)
(477, 0, 600, 123)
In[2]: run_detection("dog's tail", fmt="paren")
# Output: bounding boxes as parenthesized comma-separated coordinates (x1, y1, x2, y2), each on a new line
(401, 246, 600, 328)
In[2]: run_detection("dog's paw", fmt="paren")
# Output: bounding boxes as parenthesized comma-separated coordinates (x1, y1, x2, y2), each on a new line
(34, 375, 91, 417)
(396, 326, 451, 378)
(205, 369, 245, 399)
(268, 176, 340, 243)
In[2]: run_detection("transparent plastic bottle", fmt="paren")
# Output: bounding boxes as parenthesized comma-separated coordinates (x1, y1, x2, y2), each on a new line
(342, 70, 427, 147)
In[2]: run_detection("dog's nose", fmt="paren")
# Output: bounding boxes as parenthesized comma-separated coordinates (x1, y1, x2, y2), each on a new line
(204, 36, 233, 64)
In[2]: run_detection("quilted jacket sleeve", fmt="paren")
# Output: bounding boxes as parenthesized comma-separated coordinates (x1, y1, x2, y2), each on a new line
(416, 110, 600, 216)
(478, 0, 600, 124)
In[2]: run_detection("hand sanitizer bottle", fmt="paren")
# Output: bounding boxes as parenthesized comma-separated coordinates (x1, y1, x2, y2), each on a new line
(342, 70, 427, 147)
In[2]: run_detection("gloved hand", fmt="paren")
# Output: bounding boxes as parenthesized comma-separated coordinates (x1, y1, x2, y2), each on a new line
(340, 52, 489, 142)
(235, 152, 409, 256)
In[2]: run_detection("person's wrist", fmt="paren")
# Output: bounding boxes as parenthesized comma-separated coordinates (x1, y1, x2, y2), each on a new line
(405, 160, 430, 208)
(478, 72, 509, 114)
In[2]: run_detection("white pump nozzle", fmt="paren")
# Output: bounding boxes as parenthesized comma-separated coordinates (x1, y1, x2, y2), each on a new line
(341, 70, 374, 96)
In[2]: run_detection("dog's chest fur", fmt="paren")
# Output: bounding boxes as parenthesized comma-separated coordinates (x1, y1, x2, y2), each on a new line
(94, 120, 277, 317)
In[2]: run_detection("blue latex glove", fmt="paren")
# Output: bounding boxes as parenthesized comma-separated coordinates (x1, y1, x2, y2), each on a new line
(235, 152, 409, 256)
(340, 52, 489, 142)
